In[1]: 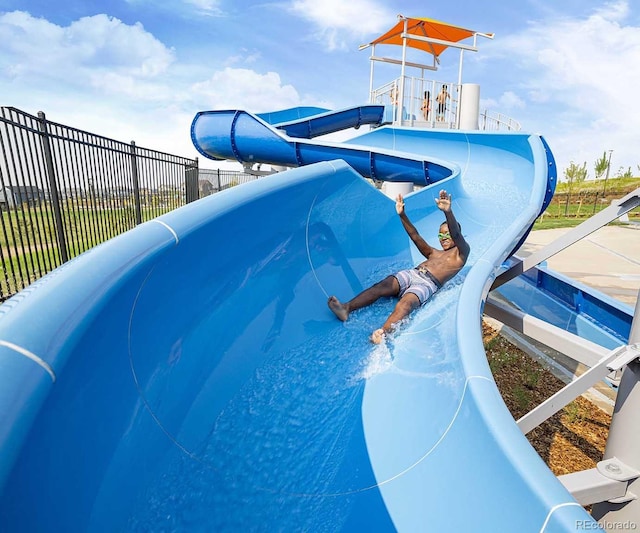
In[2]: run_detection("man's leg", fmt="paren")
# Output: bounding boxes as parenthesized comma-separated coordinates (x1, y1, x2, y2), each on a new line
(328, 275, 400, 321)
(371, 292, 421, 344)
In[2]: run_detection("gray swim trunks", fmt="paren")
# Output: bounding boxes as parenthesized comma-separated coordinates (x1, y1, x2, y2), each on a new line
(394, 267, 442, 305)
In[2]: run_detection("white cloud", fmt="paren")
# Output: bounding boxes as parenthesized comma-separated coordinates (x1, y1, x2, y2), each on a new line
(289, 0, 394, 50)
(498, 91, 525, 110)
(479, 97, 498, 110)
(0, 11, 174, 81)
(495, 0, 640, 174)
(191, 67, 301, 112)
(88, 71, 175, 101)
(0, 11, 302, 165)
(593, 0, 629, 21)
(124, 0, 224, 18)
(225, 49, 263, 67)
(480, 91, 524, 114)
(183, 0, 223, 16)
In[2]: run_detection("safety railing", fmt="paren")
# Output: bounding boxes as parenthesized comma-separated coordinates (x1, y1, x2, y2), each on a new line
(371, 76, 520, 131)
(480, 110, 521, 131)
(0, 107, 255, 300)
(198, 168, 260, 196)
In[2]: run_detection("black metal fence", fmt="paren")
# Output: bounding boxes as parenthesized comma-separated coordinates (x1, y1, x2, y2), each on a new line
(0, 106, 258, 301)
(198, 168, 263, 196)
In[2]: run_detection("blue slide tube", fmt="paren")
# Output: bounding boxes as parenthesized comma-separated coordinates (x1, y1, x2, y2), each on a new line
(191, 109, 451, 185)
(258, 105, 388, 138)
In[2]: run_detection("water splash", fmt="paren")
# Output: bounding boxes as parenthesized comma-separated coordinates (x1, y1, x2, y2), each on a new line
(359, 339, 394, 380)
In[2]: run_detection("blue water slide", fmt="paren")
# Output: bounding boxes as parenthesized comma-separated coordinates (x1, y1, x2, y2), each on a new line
(0, 113, 604, 530)
(257, 105, 388, 138)
(191, 109, 450, 184)
(257, 106, 331, 125)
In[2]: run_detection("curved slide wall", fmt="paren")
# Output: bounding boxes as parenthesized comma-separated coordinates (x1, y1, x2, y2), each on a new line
(0, 113, 599, 530)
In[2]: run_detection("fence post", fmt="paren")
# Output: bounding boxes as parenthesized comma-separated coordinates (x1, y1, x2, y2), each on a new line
(217, 169, 221, 192)
(129, 141, 143, 225)
(37, 111, 68, 263)
(185, 157, 199, 203)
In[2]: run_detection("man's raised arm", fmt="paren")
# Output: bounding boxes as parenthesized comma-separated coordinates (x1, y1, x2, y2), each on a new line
(435, 190, 470, 260)
(396, 194, 435, 259)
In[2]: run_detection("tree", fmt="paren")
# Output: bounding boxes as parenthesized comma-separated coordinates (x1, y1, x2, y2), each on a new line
(592, 152, 609, 213)
(594, 151, 608, 180)
(564, 161, 587, 184)
(563, 161, 587, 216)
(617, 166, 634, 179)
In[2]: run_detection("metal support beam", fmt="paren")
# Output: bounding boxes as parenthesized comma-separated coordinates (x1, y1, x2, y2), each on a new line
(559, 458, 639, 506)
(400, 32, 479, 52)
(493, 187, 640, 290)
(368, 45, 375, 102)
(369, 56, 438, 71)
(517, 343, 640, 435)
(484, 295, 609, 369)
(592, 291, 640, 526)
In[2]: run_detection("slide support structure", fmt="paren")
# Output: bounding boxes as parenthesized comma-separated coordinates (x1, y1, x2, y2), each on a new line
(592, 291, 640, 527)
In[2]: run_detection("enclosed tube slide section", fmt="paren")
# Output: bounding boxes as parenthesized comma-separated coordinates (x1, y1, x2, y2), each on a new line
(257, 105, 388, 138)
(191, 109, 451, 185)
(0, 129, 598, 531)
(256, 106, 331, 125)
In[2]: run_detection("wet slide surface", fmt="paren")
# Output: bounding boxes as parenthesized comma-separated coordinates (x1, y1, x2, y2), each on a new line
(0, 108, 600, 531)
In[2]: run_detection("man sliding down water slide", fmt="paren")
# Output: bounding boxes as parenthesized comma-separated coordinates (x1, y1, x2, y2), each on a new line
(328, 189, 470, 343)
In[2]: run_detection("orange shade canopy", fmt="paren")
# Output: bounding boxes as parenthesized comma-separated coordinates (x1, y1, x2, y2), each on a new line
(362, 16, 493, 58)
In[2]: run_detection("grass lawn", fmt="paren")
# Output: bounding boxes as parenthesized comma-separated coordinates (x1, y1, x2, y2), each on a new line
(532, 176, 639, 230)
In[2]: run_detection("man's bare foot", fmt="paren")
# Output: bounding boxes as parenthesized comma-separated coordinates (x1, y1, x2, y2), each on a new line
(370, 328, 385, 344)
(328, 296, 349, 321)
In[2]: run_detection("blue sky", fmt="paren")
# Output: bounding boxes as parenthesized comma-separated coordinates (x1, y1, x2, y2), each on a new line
(1, 0, 639, 179)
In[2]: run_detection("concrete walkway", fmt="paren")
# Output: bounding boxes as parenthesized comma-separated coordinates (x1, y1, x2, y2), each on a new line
(516, 224, 640, 308)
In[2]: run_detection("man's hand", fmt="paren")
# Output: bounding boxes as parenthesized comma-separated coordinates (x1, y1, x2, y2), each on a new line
(435, 190, 451, 212)
(395, 194, 405, 215)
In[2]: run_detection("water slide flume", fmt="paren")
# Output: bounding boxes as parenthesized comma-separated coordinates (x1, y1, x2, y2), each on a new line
(0, 105, 603, 530)
(257, 104, 388, 138)
(191, 108, 451, 184)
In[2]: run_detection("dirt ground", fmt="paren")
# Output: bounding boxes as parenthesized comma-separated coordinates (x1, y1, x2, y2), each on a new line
(482, 321, 611, 477)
